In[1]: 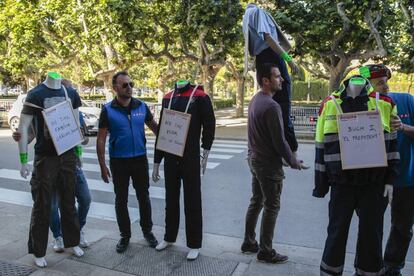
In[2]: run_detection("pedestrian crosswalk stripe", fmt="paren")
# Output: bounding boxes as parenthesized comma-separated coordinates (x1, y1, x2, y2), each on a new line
(143, 144, 244, 153)
(80, 153, 220, 169)
(0, 169, 165, 199)
(145, 137, 247, 145)
(0, 187, 139, 222)
(84, 146, 243, 155)
(81, 149, 233, 160)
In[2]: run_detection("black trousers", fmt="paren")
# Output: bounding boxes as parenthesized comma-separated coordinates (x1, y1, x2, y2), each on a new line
(28, 151, 80, 257)
(256, 47, 298, 152)
(110, 155, 153, 238)
(383, 187, 414, 272)
(163, 156, 202, 249)
(321, 184, 387, 275)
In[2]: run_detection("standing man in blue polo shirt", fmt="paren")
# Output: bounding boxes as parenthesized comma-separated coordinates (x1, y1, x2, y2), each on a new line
(363, 64, 414, 276)
(97, 71, 159, 253)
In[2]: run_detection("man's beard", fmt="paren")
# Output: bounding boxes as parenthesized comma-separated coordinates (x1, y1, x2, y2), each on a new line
(118, 92, 132, 99)
(271, 86, 282, 96)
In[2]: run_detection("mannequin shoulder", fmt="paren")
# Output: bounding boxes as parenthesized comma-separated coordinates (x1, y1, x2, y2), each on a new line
(369, 92, 395, 106)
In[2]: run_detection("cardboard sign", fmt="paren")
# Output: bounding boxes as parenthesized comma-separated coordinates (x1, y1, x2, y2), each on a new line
(337, 110, 387, 170)
(156, 109, 191, 157)
(42, 100, 82, 155)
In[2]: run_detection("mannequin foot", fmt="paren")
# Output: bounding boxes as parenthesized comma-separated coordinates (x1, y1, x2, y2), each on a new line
(71, 246, 84, 257)
(155, 241, 173, 251)
(34, 256, 47, 268)
(187, 249, 200, 260)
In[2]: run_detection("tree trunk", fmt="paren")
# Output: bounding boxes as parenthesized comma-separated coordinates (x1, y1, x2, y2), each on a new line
(328, 58, 351, 93)
(235, 77, 245, 118)
(201, 65, 219, 102)
(102, 75, 113, 102)
(328, 71, 343, 93)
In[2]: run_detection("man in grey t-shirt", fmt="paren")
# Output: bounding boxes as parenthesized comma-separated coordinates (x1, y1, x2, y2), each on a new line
(241, 62, 301, 264)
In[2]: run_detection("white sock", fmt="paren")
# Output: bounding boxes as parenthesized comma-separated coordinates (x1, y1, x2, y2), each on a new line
(155, 241, 173, 251)
(34, 256, 47, 268)
(71, 246, 84, 257)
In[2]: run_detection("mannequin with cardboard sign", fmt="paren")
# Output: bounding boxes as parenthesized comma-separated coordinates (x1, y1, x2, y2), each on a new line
(152, 81, 215, 260)
(313, 75, 399, 275)
(18, 72, 84, 267)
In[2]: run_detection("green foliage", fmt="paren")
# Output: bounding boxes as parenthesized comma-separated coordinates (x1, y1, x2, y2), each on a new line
(291, 81, 329, 101)
(214, 99, 234, 109)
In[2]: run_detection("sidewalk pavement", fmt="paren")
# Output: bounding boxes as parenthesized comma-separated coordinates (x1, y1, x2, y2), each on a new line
(5, 201, 414, 276)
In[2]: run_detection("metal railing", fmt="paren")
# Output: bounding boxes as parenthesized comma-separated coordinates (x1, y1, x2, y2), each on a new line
(291, 106, 319, 133)
(0, 98, 318, 134)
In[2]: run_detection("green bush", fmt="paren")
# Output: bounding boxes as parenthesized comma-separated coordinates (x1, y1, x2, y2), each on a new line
(291, 80, 329, 101)
(81, 94, 106, 100)
(138, 96, 157, 103)
(0, 95, 18, 99)
(214, 99, 234, 109)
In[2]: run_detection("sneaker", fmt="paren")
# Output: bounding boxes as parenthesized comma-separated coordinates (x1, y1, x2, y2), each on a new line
(116, 237, 130, 253)
(241, 241, 259, 253)
(53, 237, 64, 253)
(143, 232, 158, 248)
(257, 249, 288, 264)
(155, 240, 173, 251)
(79, 231, 89, 248)
(187, 249, 200, 260)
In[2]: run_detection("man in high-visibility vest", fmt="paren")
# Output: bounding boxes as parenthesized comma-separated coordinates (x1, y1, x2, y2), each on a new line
(314, 74, 399, 275)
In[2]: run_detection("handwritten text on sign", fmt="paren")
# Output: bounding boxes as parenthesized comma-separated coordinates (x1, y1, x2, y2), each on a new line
(156, 109, 191, 157)
(42, 100, 82, 155)
(338, 111, 387, 170)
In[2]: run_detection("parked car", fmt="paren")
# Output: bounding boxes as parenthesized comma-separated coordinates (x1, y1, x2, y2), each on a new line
(7, 94, 101, 135)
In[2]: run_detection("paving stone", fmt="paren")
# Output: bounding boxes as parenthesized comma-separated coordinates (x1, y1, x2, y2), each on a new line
(0, 259, 36, 276)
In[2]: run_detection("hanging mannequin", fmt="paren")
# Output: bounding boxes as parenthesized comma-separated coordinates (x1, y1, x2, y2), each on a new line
(17, 72, 83, 268)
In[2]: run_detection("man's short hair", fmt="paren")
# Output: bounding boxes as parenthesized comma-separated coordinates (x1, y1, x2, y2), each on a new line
(256, 63, 278, 86)
(112, 71, 129, 87)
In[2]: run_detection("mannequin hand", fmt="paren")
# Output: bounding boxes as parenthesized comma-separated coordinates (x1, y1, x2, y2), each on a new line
(81, 136, 89, 145)
(288, 60, 299, 75)
(20, 164, 30, 179)
(201, 149, 210, 175)
(282, 158, 289, 167)
(152, 163, 160, 183)
(383, 184, 393, 204)
(391, 115, 403, 132)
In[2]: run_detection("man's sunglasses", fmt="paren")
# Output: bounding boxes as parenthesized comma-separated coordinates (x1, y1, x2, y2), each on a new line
(119, 82, 134, 88)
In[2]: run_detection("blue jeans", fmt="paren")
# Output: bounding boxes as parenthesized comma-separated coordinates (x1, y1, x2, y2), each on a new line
(50, 167, 91, 238)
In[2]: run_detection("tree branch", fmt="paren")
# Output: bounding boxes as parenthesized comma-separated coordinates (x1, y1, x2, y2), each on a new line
(332, 2, 352, 51)
(364, 8, 386, 56)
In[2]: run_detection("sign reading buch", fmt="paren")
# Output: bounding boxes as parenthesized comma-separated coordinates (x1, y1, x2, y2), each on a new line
(156, 109, 191, 157)
(42, 100, 83, 155)
(338, 110, 387, 170)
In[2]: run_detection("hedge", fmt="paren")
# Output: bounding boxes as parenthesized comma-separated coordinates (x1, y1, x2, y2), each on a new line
(291, 80, 329, 101)
(214, 99, 234, 109)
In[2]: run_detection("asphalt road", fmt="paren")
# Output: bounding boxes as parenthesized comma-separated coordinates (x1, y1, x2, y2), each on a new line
(0, 128, 412, 262)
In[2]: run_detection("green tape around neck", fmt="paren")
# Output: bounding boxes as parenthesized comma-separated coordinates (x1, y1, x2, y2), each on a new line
(48, 72, 61, 79)
(359, 66, 371, 78)
(177, 80, 188, 85)
(350, 77, 366, 85)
